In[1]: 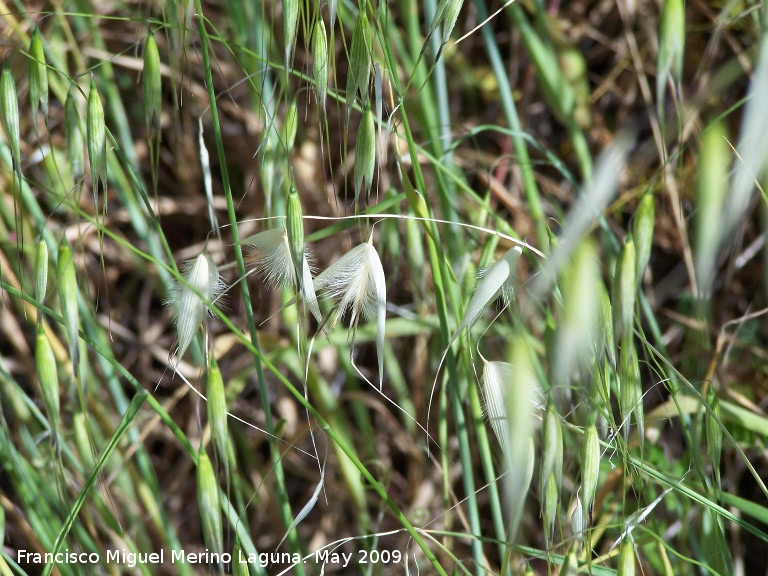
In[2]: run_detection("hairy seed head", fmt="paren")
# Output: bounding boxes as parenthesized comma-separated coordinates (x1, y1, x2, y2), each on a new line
(167, 252, 224, 366)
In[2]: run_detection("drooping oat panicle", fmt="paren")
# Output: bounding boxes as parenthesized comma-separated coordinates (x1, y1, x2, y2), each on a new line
(314, 236, 387, 387)
(36, 324, 60, 449)
(66, 87, 84, 179)
(207, 357, 229, 475)
(28, 27, 49, 131)
(197, 446, 223, 560)
(346, 9, 372, 119)
(167, 251, 224, 368)
(87, 79, 107, 197)
(354, 107, 375, 204)
(632, 192, 654, 288)
(143, 30, 162, 133)
(57, 238, 80, 367)
(312, 17, 328, 111)
(283, 0, 299, 81)
(35, 239, 48, 307)
(581, 413, 600, 524)
(241, 225, 322, 324)
(1, 60, 20, 172)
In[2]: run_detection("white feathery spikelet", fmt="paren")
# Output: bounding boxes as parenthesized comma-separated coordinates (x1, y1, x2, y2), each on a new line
(240, 226, 321, 323)
(167, 251, 224, 368)
(449, 245, 522, 349)
(314, 234, 387, 387)
(480, 360, 514, 460)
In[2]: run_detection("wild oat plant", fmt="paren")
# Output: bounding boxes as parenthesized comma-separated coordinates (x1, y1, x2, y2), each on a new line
(1, 1, 768, 575)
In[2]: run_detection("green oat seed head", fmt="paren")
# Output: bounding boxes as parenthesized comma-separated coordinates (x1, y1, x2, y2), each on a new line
(207, 357, 229, 477)
(143, 30, 162, 133)
(1, 60, 20, 172)
(197, 446, 223, 560)
(28, 27, 49, 132)
(346, 8, 372, 120)
(36, 324, 60, 450)
(283, 0, 300, 82)
(657, 0, 685, 114)
(65, 87, 85, 180)
(581, 413, 601, 525)
(87, 79, 107, 198)
(354, 107, 376, 205)
(632, 192, 654, 289)
(57, 237, 80, 368)
(34, 238, 49, 308)
(312, 17, 329, 111)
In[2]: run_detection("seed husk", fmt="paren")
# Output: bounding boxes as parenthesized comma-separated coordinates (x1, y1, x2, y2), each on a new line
(36, 324, 60, 445)
(57, 237, 80, 367)
(613, 237, 636, 341)
(207, 357, 229, 473)
(167, 251, 224, 368)
(1, 60, 20, 173)
(617, 538, 636, 576)
(197, 446, 223, 559)
(354, 107, 376, 204)
(29, 27, 49, 131)
(347, 9, 372, 118)
(581, 413, 600, 524)
(34, 239, 48, 307)
(632, 192, 654, 288)
(283, 0, 299, 80)
(87, 79, 107, 197)
(143, 30, 162, 133)
(286, 183, 322, 323)
(66, 87, 85, 179)
(312, 18, 328, 111)
(540, 400, 563, 506)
